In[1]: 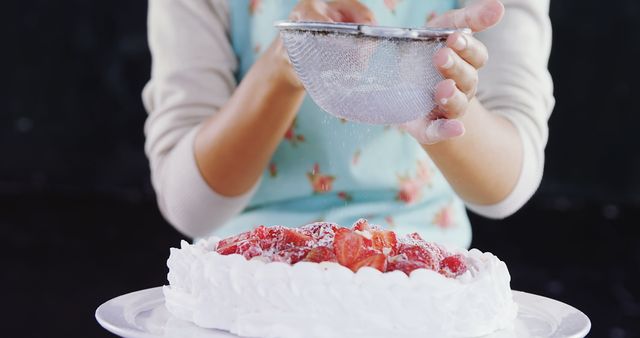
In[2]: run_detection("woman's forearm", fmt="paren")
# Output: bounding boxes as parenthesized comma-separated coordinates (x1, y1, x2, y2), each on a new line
(195, 40, 305, 197)
(423, 99, 523, 205)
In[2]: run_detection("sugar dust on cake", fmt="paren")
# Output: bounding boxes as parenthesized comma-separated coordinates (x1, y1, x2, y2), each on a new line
(164, 219, 517, 338)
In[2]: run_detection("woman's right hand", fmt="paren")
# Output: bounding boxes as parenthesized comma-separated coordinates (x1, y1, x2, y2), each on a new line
(274, 0, 377, 88)
(289, 0, 376, 23)
(194, 1, 376, 201)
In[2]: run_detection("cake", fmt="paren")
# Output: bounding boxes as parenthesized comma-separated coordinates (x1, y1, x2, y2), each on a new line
(164, 219, 518, 338)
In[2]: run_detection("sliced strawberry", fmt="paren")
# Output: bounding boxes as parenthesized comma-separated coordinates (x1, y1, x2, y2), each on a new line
(439, 255, 468, 278)
(216, 242, 239, 255)
(334, 230, 365, 267)
(387, 258, 428, 275)
(252, 225, 271, 239)
(216, 230, 252, 255)
(397, 243, 439, 270)
(352, 218, 371, 232)
(302, 246, 337, 263)
(371, 230, 398, 256)
(408, 232, 424, 242)
(349, 252, 387, 272)
(236, 239, 262, 259)
(273, 247, 312, 264)
(299, 222, 339, 244)
(254, 226, 283, 251)
(278, 228, 313, 249)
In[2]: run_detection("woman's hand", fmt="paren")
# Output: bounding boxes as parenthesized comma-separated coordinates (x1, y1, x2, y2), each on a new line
(403, 0, 505, 145)
(289, 0, 376, 23)
(276, 0, 376, 88)
(194, 1, 376, 198)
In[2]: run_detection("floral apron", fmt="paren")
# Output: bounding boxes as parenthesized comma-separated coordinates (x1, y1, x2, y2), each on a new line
(217, 0, 471, 249)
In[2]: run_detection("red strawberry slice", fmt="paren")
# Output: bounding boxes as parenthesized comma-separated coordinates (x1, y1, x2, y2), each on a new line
(439, 255, 468, 278)
(350, 252, 387, 272)
(216, 242, 240, 255)
(273, 247, 312, 264)
(299, 222, 339, 243)
(302, 247, 337, 263)
(408, 232, 424, 242)
(252, 225, 271, 239)
(257, 226, 274, 244)
(351, 218, 371, 232)
(371, 230, 398, 256)
(254, 226, 285, 251)
(397, 243, 439, 270)
(334, 230, 365, 267)
(216, 230, 252, 254)
(387, 258, 428, 275)
(279, 228, 313, 248)
(236, 239, 263, 259)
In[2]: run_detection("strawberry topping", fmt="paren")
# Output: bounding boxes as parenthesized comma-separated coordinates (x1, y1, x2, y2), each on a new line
(334, 230, 365, 268)
(439, 255, 468, 278)
(350, 252, 387, 272)
(214, 219, 467, 278)
(303, 246, 337, 263)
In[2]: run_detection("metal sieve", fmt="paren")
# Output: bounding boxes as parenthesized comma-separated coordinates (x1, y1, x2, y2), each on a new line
(276, 21, 468, 124)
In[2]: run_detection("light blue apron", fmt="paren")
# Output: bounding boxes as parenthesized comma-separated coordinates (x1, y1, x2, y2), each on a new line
(217, 0, 471, 249)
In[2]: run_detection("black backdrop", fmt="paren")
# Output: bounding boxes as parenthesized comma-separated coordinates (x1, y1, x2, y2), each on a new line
(2, 1, 639, 337)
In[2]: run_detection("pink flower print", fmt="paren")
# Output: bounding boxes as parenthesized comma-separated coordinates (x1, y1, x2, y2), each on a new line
(397, 176, 424, 204)
(307, 163, 336, 194)
(284, 118, 305, 146)
(384, 216, 396, 228)
(337, 191, 353, 202)
(426, 11, 438, 24)
(249, 0, 261, 15)
(269, 162, 278, 178)
(433, 204, 455, 229)
(396, 160, 433, 204)
(384, 0, 402, 14)
(352, 149, 361, 165)
(415, 160, 433, 187)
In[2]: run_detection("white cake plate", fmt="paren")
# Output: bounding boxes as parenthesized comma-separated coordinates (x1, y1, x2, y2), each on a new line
(96, 287, 591, 338)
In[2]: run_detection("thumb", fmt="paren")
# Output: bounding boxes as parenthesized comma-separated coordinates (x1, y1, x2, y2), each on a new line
(401, 118, 465, 145)
(428, 0, 504, 33)
(423, 119, 465, 145)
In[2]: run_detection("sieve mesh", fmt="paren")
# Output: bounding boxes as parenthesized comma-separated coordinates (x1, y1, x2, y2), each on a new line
(279, 25, 450, 124)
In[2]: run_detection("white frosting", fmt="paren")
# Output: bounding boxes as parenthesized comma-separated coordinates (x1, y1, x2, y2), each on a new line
(164, 238, 518, 338)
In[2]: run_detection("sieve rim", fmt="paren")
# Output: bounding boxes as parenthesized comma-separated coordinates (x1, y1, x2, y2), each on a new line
(275, 21, 470, 40)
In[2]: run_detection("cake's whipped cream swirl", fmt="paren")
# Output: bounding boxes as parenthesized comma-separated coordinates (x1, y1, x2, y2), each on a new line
(165, 235, 517, 338)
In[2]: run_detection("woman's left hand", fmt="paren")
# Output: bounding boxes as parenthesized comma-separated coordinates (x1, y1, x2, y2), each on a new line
(403, 0, 505, 145)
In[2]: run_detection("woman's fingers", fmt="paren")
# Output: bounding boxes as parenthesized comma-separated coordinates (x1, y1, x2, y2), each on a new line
(446, 32, 488, 69)
(434, 79, 469, 119)
(290, 0, 336, 22)
(403, 117, 465, 145)
(329, 0, 376, 24)
(433, 48, 478, 98)
(428, 0, 504, 32)
(406, 0, 503, 146)
(291, 0, 376, 23)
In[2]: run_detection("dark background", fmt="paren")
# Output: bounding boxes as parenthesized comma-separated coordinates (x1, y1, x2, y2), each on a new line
(2, 0, 639, 337)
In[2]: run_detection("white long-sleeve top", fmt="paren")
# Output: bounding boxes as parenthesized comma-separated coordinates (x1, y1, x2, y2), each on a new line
(143, 0, 554, 238)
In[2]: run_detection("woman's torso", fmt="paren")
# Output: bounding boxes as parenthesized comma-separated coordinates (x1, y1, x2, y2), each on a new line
(216, 0, 471, 249)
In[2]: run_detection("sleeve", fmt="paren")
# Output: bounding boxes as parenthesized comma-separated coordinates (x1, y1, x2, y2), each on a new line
(460, 0, 555, 218)
(142, 0, 260, 238)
